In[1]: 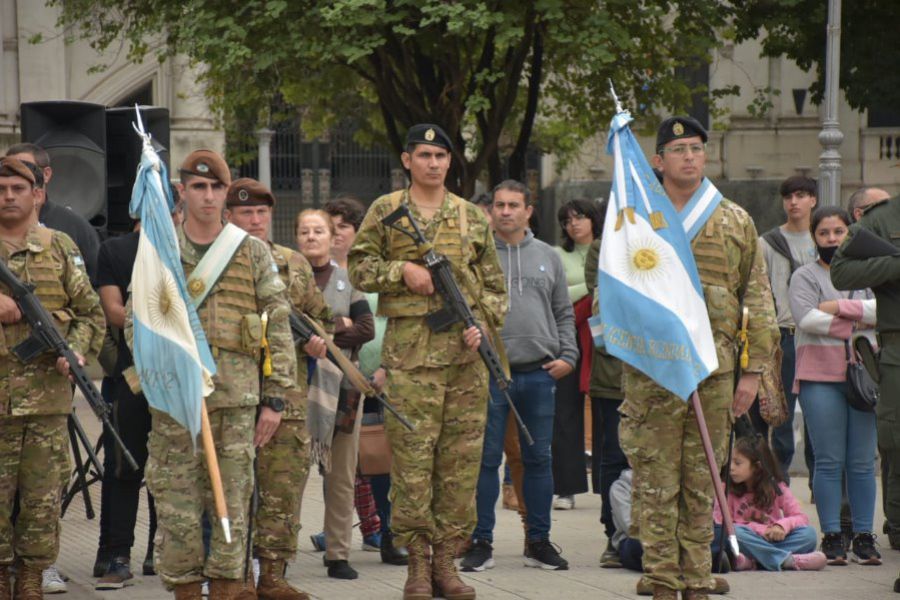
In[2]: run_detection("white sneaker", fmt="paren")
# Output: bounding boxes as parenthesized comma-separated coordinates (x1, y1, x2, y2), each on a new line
(553, 495, 575, 510)
(42, 565, 68, 594)
(202, 580, 209, 597)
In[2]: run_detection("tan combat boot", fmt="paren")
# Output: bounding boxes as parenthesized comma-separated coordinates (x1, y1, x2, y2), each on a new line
(13, 563, 42, 600)
(683, 589, 710, 600)
(173, 581, 203, 600)
(403, 536, 432, 600)
(257, 558, 309, 600)
(209, 578, 255, 600)
(432, 541, 475, 600)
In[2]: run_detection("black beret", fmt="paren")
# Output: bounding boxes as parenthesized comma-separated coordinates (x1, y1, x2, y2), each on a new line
(226, 177, 276, 208)
(656, 116, 708, 153)
(180, 149, 232, 186)
(405, 123, 452, 151)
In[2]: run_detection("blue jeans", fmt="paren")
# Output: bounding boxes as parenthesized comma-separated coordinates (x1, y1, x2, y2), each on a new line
(799, 380, 877, 533)
(474, 369, 556, 542)
(736, 524, 817, 570)
(371, 474, 392, 534)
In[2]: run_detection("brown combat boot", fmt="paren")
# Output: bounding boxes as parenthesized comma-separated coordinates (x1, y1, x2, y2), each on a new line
(173, 581, 203, 600)
(257, 558, 309, 600)
(13, 564, 42, 600)
(403, 536, 432, 600)
(650, 584, 677, 600)
(432, 541, 475, 600)
(0, 565, 10, 600)
(683, 589, 710, 600)
(209, 578, 256, 600)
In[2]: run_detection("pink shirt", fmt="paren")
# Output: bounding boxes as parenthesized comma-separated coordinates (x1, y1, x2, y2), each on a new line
(714, 483, 810, 536)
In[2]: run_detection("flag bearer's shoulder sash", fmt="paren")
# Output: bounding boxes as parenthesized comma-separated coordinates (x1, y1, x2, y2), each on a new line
(187, 223, 249, 307)
(680, 178, 723, 241)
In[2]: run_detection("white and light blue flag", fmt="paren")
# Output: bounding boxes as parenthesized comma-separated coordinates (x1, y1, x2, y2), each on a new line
(129, 118, 216, 440)
(589, 110, 718, 400)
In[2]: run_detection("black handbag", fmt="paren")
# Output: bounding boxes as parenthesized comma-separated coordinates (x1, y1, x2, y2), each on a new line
(846, 337, 878, 413)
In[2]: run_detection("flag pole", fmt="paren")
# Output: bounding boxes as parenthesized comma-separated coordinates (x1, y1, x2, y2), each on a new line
(690, 390, 739, 557)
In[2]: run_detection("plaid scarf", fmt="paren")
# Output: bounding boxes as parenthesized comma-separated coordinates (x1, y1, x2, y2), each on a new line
(306, 356, 344, 473)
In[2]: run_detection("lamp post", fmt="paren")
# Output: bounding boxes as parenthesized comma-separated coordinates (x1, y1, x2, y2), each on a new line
(256, 127, 275, 190)
(817, 0, 842, 206)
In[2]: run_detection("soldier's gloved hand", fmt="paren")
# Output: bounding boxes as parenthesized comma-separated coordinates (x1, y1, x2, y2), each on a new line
(732, 373, 761, 418)
(303, 335, 327, 359)
(0, 293, 22, 324)
(462, 326, 482, 352)
(402, 262, 435, 295)
(56, 352, 85, 380)
(254, 407, 282, 448)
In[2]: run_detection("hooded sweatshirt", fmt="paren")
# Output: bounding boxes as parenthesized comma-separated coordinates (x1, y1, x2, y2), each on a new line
(494, 230, 578, 369)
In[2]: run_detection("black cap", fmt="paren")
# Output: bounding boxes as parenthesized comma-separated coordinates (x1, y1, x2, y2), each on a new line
(656, 116, 708, 153)
(405, 123, 452, 151)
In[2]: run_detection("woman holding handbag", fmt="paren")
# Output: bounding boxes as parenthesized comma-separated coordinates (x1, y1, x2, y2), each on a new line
(789, 206, 879, 567)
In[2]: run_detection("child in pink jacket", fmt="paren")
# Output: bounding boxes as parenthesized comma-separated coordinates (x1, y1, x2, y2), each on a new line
(715, 436, 826, 571)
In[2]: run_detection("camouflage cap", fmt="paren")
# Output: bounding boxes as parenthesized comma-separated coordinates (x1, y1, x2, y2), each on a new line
(656, 116, 708, 153)
(405, 123, 453, 151)
(180, 149, 231, 186)
(0, 157, 42, 187)
(226, 177, 275, 208)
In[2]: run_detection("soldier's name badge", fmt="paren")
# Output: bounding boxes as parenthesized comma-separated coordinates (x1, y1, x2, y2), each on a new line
(336, 279, 346, 291)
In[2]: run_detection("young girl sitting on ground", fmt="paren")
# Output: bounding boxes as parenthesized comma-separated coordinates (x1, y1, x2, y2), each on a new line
(715, 435, 826, 571)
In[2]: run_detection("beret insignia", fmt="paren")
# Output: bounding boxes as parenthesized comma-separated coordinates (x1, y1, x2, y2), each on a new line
(425, 128, 436, 141)
(673, 122, 684, 136)
(197, 163, 210, 174)
(238, 189, 249, 202)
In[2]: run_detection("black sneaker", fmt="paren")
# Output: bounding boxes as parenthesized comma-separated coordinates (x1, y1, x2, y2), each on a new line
(380, 531, 409, 566)
(95, 557, 134, 590)
(92, 552, 111, 579)
(524, 539, 568, 570)
(326, 559, 359, 580)
(821, 532, 848, 566)
(851, 532, 882, 565)
(460, 540, 495, 572)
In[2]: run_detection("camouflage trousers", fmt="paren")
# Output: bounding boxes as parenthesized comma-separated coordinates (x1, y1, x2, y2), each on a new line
(146, 407, 254, 588)
(619, 368, 731, 592)
(254, 419, 311, 560)
(385, 361, 488, 548)
(0, 414, 69, 568)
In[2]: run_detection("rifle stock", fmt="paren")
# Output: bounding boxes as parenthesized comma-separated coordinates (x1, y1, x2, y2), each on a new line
(0, 260, 139, 471)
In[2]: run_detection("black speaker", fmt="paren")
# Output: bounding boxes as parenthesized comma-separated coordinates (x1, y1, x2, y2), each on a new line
(20, 101, 107, 229)
(106, 106, 170, 235)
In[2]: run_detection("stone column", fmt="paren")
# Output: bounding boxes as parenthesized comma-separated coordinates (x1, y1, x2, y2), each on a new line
(256, 127, 274, 190)
(817, 0, 843, 207)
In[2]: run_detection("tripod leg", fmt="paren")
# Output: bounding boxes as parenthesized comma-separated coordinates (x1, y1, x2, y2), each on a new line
(62, 416, 94, 519)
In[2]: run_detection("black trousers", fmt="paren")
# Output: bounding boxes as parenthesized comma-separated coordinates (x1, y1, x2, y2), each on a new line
(98, 376, 156, 559)
(551, 358, 596, 496)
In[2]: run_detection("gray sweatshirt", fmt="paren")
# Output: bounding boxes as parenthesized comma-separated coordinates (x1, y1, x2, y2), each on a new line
(494, 230, 578, 369)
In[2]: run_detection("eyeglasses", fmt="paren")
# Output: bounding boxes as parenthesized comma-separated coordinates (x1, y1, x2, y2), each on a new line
(662, 143, 706, 157)
(562, 214, 588, 227)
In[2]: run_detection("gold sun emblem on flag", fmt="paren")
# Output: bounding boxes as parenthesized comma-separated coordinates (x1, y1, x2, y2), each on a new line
(624, 238, 668, 283)
(147, 272, 185, 329)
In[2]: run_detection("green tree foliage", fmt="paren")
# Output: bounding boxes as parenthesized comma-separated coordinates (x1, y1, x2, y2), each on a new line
(51, 0, 734, 195)
(733, 0, 900, 112)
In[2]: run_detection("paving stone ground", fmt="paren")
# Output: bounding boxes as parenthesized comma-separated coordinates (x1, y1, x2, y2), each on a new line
(54, 395, 900, 599)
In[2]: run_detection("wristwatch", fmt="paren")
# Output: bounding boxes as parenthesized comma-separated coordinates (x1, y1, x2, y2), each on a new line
(260, 396, 285, 413)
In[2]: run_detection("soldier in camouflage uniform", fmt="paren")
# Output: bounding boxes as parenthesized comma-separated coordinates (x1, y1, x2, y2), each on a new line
(619, 118, 778, 600)
(348, 124, 507, 600)
(138, 152, 298, 600)
(0, 157, 105, 599)
(225, 177, 330, 600)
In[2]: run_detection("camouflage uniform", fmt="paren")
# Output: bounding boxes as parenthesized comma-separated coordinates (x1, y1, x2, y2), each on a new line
(254, 243, 331, 561)
(619, 200, 778, 592)
(142, 226, 296, 588)
(348, 191, 507, 548)
(0, 226, 104, 568)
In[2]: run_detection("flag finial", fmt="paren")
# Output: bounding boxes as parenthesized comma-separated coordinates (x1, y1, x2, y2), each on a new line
(608, 79, 623, 114)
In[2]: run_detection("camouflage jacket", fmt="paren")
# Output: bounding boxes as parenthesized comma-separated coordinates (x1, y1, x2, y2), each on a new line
(348, 191, 508, 369)
(0, 226, 104, 416)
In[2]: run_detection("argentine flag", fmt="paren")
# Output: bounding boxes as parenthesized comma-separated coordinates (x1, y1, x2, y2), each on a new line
(129, 125, 216, 440)
(590, 111, 718, 400)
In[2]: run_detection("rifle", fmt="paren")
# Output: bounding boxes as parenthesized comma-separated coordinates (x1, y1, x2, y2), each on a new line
(289, 312, 414, 431)
(380, 204, 534, 445)
(0, 259, 139, 471)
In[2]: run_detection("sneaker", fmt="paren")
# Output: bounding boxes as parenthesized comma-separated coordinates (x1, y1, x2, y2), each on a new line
(460, 540, 495, 572)
(790, 552, 827, 571)
(553, 495, 575, 510)
(42, 565, 67, 594)
(93, 551, 111, 578)
(850, 532, 882, 565)
(524, 539, 568, 570)
(310, 532, 326, 552)
(201, 580, 209, 597)
(362, 532, 382, 552)
(95, 557, 134, 590)
(326, 559, 358, 580)
(733, 553, 756, 571)
(821, 532, 847, 565)
(599, 540, 622, 568)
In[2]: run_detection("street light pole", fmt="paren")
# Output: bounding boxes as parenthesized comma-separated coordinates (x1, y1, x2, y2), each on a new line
(818, 0, 842, 206)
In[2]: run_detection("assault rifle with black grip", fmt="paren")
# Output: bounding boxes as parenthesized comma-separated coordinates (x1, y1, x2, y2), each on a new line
(0, 259, 139, 471)
(289, 312, 414, 431)
(380, 204, 534, 445)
